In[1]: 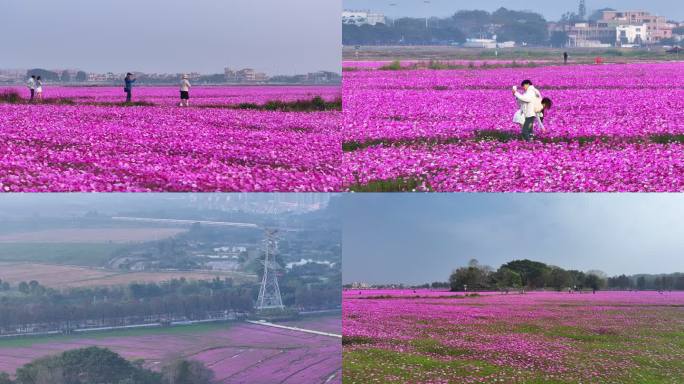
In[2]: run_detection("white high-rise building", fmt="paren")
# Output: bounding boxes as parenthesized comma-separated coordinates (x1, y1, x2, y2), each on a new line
(342, 10, 386, 26)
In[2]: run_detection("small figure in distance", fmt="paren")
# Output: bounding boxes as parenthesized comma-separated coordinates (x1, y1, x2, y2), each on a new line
(179, 74, 191, 107)
(35, 76, 43, 102)
(27, 75, 36, 102)
(124, 73, 136, 103)
(563, 51, 568, 64)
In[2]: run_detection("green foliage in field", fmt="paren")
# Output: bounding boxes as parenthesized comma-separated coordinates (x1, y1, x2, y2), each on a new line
(230, 96, 341, 112)
(348, 177, 430, 193)
(5, 346, 214, 384)
(0, 243, 125, 266)
(0, 322, 232, 349)
(343, 349, 503, 384)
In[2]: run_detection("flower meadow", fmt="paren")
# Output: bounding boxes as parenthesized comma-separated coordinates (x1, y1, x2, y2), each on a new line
(0, 86, 341, 192)
(343, 290, 684, 384)
(342, 62, 684, 191)
(0, 319, 342, 383)
(5, 85, 341, 107)
(342, 59, 555, 70)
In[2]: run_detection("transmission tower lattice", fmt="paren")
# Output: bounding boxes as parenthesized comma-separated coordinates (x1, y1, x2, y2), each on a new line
(256, 229, 284, 310)
(578, 0, 587, 20)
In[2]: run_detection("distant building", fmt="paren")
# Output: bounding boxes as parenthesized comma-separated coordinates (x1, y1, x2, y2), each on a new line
(224, 67, 269, 83)
(462, 38, 515, 49)
(306, 71, 342, 84)
(566, 23, 616, 47)
(224, 67, 237, 82)
(342, 10, 386, 26)
(617, 24, 650, 45)
(602, 10, 674, 43)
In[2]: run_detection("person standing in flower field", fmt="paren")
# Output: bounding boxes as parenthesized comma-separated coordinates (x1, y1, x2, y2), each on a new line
(26, 75, 36, 102)
(124, 73, 136, 103)
(179, 74, 191, 107)
(513, 79, 544, 141)
(35, 76, 43, 101)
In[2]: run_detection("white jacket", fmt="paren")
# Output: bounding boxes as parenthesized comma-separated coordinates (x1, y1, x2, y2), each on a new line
(514, 85, 542, 118)
(180, 79, 191, 92)
(27, 78, 35, 90)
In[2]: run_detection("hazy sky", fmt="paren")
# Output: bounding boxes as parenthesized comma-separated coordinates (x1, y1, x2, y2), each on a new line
(344, 0, 684, 22)
(343, 194, 684, 284)
(1, 0, 341, 74)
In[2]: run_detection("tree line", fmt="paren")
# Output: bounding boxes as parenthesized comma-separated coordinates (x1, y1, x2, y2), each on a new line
(0, 275, 341, 332)
(343, 8, 549, 46)
(442, 259, 684, 292)
(26, 69, 87, 82)
(0, 347, 213, 384)
(0, 278, 254, 332)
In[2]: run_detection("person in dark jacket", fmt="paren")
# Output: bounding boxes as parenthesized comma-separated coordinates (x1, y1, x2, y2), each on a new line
(124, 73, 136, 102)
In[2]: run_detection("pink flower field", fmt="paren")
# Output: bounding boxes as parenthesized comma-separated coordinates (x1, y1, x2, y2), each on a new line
(0, 319, 341, 384)
(5, 85, 341, 107)
(343, 290, 684, 383)
(342, 62, 684, 192)
(0, 86, 341, 192)
(342, 60, 555, 70)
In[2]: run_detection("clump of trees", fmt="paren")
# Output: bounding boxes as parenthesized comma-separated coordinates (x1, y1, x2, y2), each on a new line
(26, 69, 87, 83)
(343, 8, 548, 46)
(614, 274, 684, 291)
(447, 259, 684, 292)
(0, 278, 255, 332)
(0, 272, 341, 331)
(448, 259, 608, 292)
(0, 347, 214, 384)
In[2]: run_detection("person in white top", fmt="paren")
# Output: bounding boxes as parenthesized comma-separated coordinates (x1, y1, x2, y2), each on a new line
(513, 79, 543, 141)
(26, 75, 36, 102)
(35, 76, 43, 101)
(179, 74, 191, 107)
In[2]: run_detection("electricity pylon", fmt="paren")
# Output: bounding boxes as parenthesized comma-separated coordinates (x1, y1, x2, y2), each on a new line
(256, 229, 284, 310)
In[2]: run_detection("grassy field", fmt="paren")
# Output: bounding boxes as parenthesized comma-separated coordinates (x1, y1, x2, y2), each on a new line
(0, 227, 185, 243)
(0, 262, 255, 288)
(343, 291, 684, 384)
(342, 46, 684, 62)
(0, 242, 125, 266)
(0, 316, 342, 383)
(0, 322, 230, 349)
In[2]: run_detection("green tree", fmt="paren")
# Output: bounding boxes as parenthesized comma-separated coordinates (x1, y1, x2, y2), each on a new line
(493, 267, 522, 290)
(15, 347, 162, 384)
(637, 276, 646, 290)
(500, 260, 550, 289)
(550, 31, 569, 48)
(18, 281, 29, 294)
(0, 372, 13, 384)
(26, 69, 60, 82)
(548, 267, 571, 291)
(75, 71, 87, 82)
(162, 360, 214, 384)
(449, 259, 492, 291)
(584, 273, 606, 291)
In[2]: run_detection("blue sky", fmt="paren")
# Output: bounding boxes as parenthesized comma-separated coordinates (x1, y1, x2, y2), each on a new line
(1, 0, 341, 74)
(344, 0, 683, 22)
(343, 194, 684, 284)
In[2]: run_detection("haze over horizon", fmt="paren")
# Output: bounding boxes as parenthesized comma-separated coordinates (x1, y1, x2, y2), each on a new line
(344, 0, 684, 22)
(1, 0, 341, 75)
(343, 194, 684, 285)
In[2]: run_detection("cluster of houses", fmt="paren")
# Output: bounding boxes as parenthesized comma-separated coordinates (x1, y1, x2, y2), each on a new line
(554, 10, 682, 48)
(342, 7, 683, 49)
